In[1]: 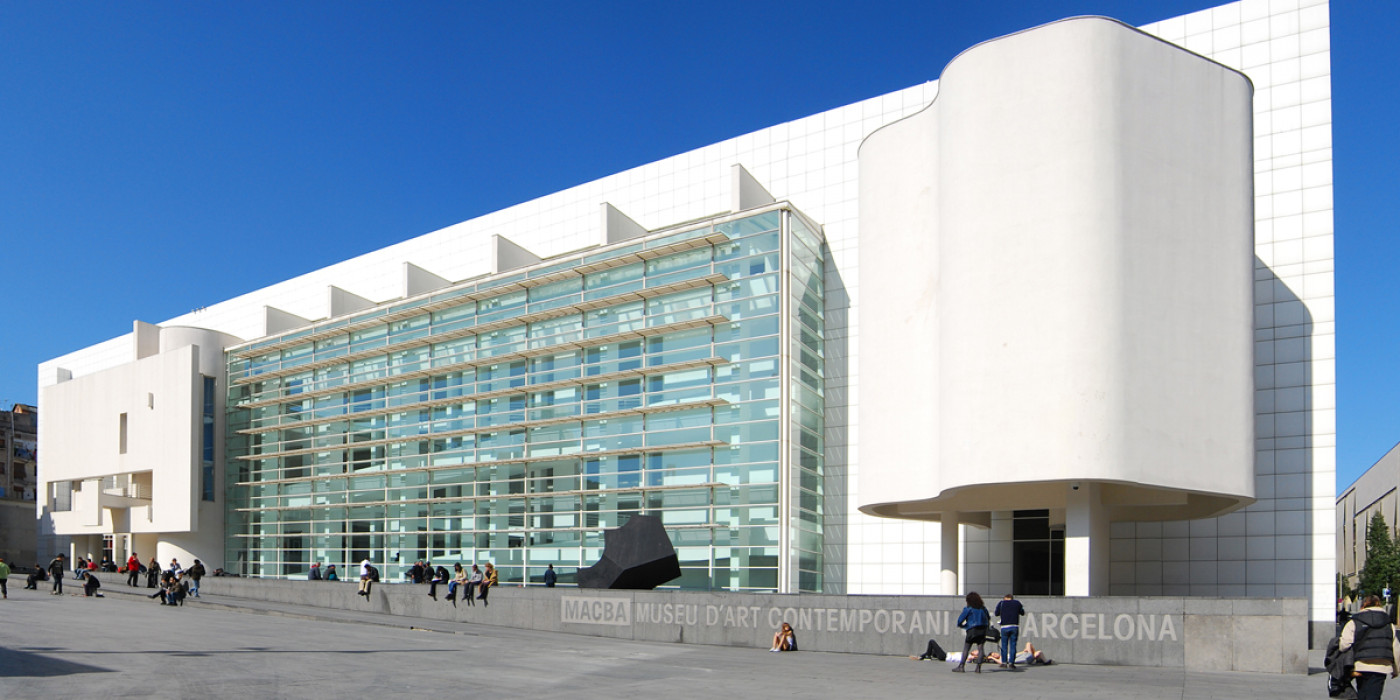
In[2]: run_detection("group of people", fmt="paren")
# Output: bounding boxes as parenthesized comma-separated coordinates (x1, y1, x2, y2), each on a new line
(307, 562, 340, 581)
(406, 560, 514, 607)
(943, 592, 1036, 673)
(22, 552, 203, 600)
(139, 557, 206, 606)
(304, 558, 527, 607)
(765, 591, 1054, 669)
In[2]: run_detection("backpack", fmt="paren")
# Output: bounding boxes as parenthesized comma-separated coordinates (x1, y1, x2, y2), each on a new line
(368, 565, 381, 582)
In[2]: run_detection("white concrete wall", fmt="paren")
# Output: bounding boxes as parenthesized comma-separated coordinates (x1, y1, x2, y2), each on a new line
(858, 16, 1255, 524)
(39, 326, 237, 567)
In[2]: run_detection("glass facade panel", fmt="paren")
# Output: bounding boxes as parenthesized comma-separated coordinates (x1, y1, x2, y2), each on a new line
(226, 206, 823, 591)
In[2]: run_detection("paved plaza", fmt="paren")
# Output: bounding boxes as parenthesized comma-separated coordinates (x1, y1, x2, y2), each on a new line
(0, 582, 1332, 699)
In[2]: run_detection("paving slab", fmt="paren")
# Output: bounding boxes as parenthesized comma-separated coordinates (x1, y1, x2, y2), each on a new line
(0, 583, 1331, 699)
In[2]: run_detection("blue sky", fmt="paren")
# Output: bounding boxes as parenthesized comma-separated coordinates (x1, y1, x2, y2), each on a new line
(1, 2, 1393, 492)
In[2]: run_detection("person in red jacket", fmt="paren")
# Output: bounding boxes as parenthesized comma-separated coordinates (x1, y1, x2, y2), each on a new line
(126, 553, 141, 587)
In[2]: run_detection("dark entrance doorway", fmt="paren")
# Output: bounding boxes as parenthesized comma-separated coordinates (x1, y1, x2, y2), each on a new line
(1012, 509, 1064, 595)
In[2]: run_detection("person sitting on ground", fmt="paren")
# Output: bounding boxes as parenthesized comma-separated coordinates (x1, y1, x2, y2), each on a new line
(427, 562, 449, 600)
(448, 563, 467, 605)
(26, 562, 48, 589)
(768, 622, 797, 652)
(165, 576, 189, 606)
(83, 572, 102, 597)
(151, 572, 173, 602)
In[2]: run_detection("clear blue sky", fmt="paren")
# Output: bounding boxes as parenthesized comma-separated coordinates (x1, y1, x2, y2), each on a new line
(1, 2, 1394, 492)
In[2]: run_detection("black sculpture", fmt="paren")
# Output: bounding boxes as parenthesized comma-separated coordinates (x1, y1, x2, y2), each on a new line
(577, 514, 681, 589)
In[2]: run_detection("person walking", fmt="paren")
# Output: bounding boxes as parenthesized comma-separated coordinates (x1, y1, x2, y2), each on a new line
(126, 553, 142, 587)
(187, 559, 206, 597)
(954, 591, 991, 673)
(1339, 594, 1400, 700)
(0, 557, 10, 599)
(993, 593, 1026, 670)
(47, 554, 66, 595)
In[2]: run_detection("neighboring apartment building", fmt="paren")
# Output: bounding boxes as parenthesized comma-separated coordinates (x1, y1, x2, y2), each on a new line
(36, 0, 1336, 643)
(1337, 443, 1400, 592)
(0, 403, 38, 564)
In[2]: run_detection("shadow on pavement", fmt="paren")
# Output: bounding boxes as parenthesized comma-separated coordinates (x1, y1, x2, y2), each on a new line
(0, 647, 113, 678)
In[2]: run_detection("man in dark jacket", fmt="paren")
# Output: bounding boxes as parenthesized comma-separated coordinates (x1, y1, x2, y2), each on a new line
(993, 594, 1026, 670)
(188, 559, 206, 597)
(427, 563, 449, 600)
(1339, 595, 1400, 700)
(47, 554, 66, 595)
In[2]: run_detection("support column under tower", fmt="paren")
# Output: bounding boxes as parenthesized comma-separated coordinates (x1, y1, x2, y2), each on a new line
(1065, 483, 1110, 596)
(941, 512, 961, 595)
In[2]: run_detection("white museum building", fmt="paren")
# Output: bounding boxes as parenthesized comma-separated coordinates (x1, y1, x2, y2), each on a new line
(37, 0, 1335, 643)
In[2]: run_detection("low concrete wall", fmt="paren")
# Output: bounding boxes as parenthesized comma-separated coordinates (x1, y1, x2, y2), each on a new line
(193, 578, 1307, 674)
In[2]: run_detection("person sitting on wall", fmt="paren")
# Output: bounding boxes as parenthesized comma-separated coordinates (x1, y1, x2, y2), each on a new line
(447, 563, 467, 606)
(477, 563, 497, 605)
(308, 562, 322, 581)
(324, 564, 338, 581)
(357, 559, 374, 597)
(768, 622, 798, 652)
(464, 564, 481, 606)
(427, 562, 449, 601)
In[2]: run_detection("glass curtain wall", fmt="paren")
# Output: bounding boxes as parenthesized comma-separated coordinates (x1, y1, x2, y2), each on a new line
(224, 205, 825, 591)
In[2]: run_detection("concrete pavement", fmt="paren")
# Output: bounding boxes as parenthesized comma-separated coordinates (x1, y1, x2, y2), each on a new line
(0, 579, 1332, 699)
